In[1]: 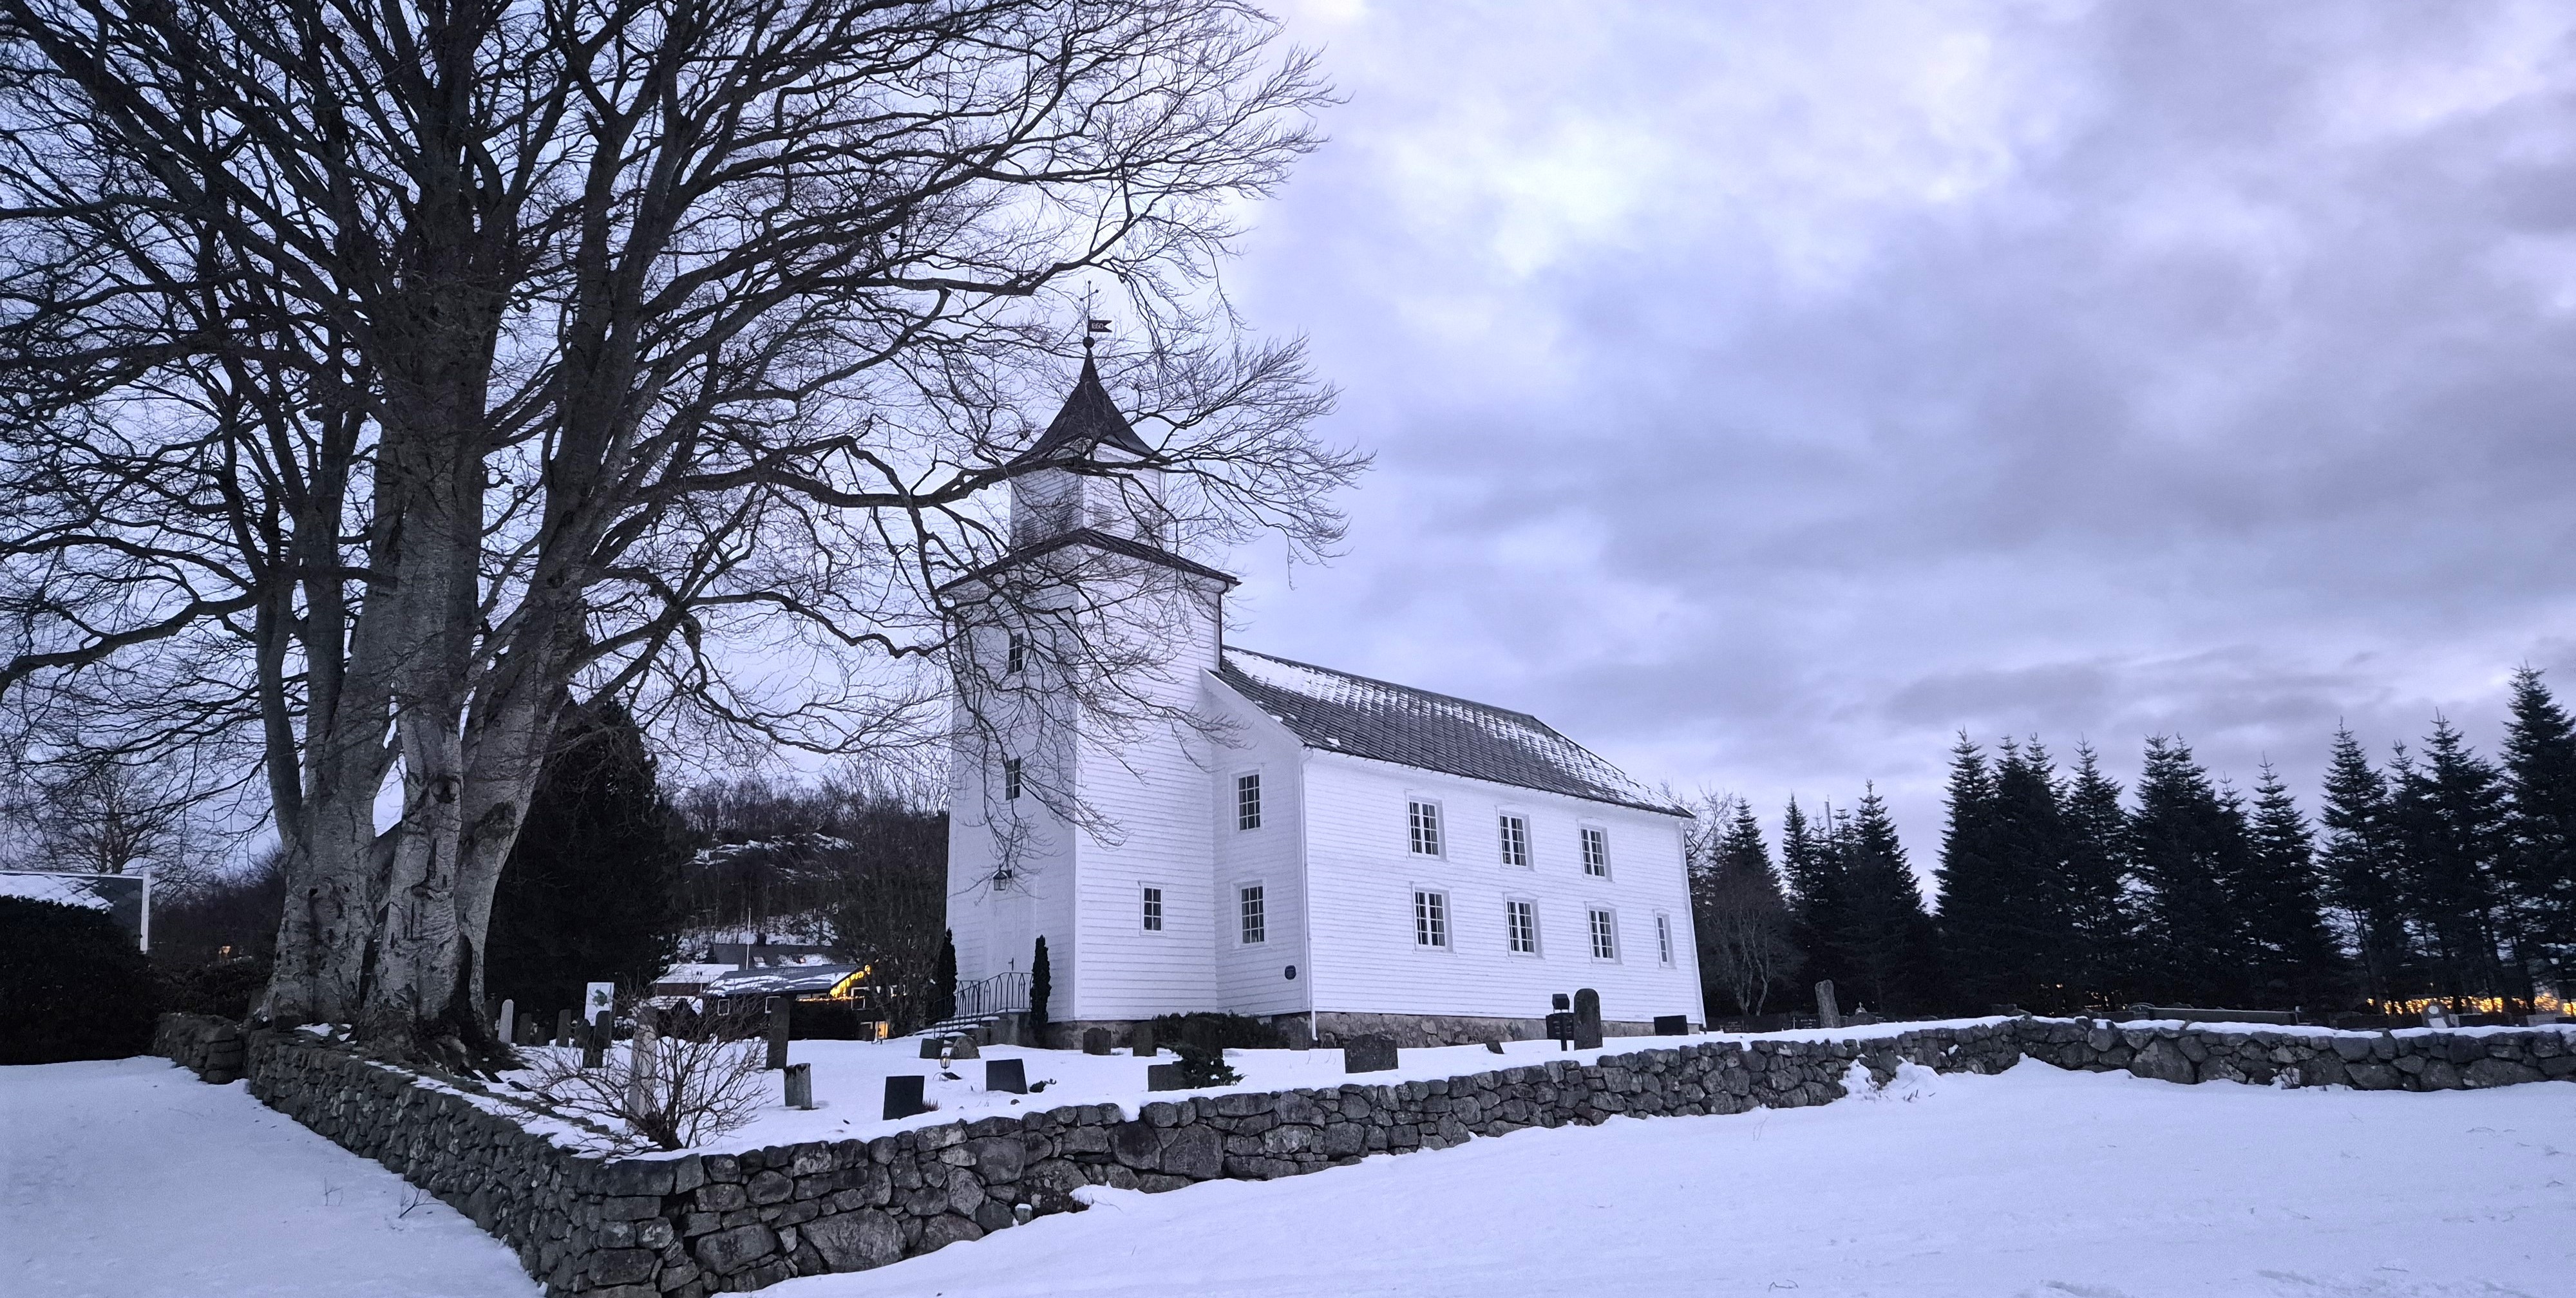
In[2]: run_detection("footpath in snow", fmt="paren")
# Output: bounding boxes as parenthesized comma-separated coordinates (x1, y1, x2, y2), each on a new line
(767, 1058, 2576, 1298)
(1, 1057, 538, 1298)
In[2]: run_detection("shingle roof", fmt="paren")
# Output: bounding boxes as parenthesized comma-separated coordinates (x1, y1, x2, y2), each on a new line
(1215, 649, 1689, 816)
(1012, 355, 1157, 466)
(935, 526, 1238, 596)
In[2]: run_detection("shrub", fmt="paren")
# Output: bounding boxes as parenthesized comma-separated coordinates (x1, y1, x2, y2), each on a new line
(1170, 1042, 1240, 1087)
(1148, 1011, 1285, 1052)
(160, 957, 270, 1020)
(0, 896, 158, 1064)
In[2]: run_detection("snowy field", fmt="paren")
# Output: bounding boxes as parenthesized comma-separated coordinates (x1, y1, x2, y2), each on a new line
(8, 1054, 2573, 1297)
(1, 1057, 538, 1298)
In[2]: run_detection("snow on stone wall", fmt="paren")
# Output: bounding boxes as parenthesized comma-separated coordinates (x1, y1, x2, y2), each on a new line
(151, 1013, 2576, 1298)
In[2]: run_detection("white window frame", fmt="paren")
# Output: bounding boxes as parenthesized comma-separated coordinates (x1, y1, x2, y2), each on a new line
(1239, 883, 1267, 946)
(1506, 896, 1540, 956)
(1142, 886, 1164, 933)
(1655, 912, 1674, 966)
(1587, 907, 1620, 962)
(1003, 757, 1023, 800)
(1413, 887, 1450, 950)
(1497, 812, 1531, 869)
(1235, 771, 1264, 832)
(1580, 824, 1611, 878)
(1408, 798, 1444, 858)
(1005, 632, 1027, 676)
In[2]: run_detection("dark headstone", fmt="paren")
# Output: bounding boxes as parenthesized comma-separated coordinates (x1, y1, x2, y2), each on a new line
(1573, 988, 1602, 1026)
(1815, 979, 1842, 1031)
(1132, 1024, 1157, 1057)
(1343, 1034, 1398, 1074)
(1545, 1011, 1577, 1049)
(882, 1075, 929, 1120)
(1146, 1063, 1188, 1091)
(1083, 1028, 1113, 1055)
(984, 1058, 1028, 1095)
(784, 1062, 813, 1110)
(583, 1010, 612, 1068)
(554, 1008, 573, 1048)
(1654, 1014, 1689, 1037)
(765, 997, 791, 1070)
(1572, 1021, 1604, 1051)
(1486, 1040, 1506, 1054)
(920, 1035, 949, 1059)
(517, 1013, 544, 1046)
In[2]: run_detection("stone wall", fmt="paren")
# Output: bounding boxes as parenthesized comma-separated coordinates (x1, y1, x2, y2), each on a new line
(153, 1012, 246, 1084)
(151, 1013, 2575, 1298)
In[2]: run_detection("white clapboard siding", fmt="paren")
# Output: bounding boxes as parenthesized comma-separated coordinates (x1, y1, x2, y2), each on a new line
(1202, 684, 1314, 1019)
(1295, 749, 1702, 1027)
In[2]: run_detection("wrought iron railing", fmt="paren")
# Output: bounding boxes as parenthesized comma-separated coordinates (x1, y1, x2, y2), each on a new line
(949, 970, 1030, 1022)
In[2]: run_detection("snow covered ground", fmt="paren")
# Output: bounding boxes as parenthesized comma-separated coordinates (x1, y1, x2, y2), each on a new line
(1, 1057, 537, 1298)
(774, 1060, 2576, 1298)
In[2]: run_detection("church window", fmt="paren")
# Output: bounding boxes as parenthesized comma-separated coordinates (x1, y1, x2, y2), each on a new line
(1003, 757, 1023, 800)
(1142, 887, 1163, 932)
(1589, 908, 1618, 961)
(1414, 889, 1449, 948)
(1236, 773, 1262, 831)
(1498, 814, 1530, 868)
(1656, 914, 1674, 965)
(1506, 899, 1539, 954)
(1581, 825, 1611, 878)
(1239, 885, 1266, 945)
(1006, 633, 1025, 675)
(1408, 800, 1443, 856)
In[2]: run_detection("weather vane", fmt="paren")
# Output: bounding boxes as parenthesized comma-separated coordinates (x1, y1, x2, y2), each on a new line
(1080, 285, 1110, 354)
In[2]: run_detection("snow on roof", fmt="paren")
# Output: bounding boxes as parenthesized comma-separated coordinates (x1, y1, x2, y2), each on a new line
(705, 964, 864, 999)
(0, 870, 118, 910)
(655, 964, 736, 986)
(1216, 649, 1689, 816)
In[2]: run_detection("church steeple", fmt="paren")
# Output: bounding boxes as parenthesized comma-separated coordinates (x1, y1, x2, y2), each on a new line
(1010, 353, 1166, 546)
(1014, 353, 1156, 468)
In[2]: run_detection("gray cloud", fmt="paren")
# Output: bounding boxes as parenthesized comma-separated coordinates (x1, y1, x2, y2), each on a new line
(1209, 1, 2576, 869)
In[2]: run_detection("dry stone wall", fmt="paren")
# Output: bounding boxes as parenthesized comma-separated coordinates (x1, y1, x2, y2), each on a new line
(151, 1012, 2574, 1298)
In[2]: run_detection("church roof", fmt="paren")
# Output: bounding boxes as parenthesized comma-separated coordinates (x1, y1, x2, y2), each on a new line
(1012, 355, 1157, 466)
(1215, 649, 1689, 816)
(935, 526, 1238, 595)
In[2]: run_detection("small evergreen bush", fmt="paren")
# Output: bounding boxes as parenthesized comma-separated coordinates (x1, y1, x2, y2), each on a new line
(1170, 1042, 1240, 1087)
(0, 896, 159, 1064)
(1148, 1011, 1286, 1052)
(159, 956, 269, 1020)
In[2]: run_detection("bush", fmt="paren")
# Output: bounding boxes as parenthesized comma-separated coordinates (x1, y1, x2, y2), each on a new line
(1170, 1042, 1240, 1087)
(0, 896, 159, 1064)
(160, 957, 270, 1020)
(1147, 1011, 1285, 1053)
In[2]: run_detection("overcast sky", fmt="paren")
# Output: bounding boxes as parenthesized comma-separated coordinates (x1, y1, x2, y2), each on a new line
(1198, 0, 2576, 874)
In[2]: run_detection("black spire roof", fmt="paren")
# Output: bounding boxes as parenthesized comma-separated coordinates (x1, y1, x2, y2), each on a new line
(1014, 355, 1157, 466)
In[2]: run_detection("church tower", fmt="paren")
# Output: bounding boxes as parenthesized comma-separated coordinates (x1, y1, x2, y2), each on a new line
(942, 352, 1236, 1035)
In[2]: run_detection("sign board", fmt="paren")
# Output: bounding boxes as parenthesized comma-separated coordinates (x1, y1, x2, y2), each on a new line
(585, 982, 617, 1019)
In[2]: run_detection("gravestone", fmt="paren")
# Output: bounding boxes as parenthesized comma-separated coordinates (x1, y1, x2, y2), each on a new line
(919, 1035, 949, 1059)
(628, 1018, 659, 1118)
(949, 1037, 980, 1060)
(1653, 1014, 1689, 1037)
(2421, 1001, 2452, 1030)
(1343, 1034, 1398, 1074)
(1146, 1062, 1187, 1091)
(1815, 979, 1842, 1031)
(498, 999, 516, 1045)
(764, 997, 791, 1070)
(784, 1062, 814, 1110)
(1132, 1024, 1157, 1057)
(516, 1013, 544, 1046)
(882, 1075, 929, 1120)
(583, 1010, 612, 1068)
(554, 1008, 573, 1048)
(1083, 1028, 1113, 1055)
(1571, 988, 1604, 1050)
(1283, 1018, 1311, 1051)
(984, 1058, 1028, 1095)
(1486, 1040, 1506, 1054)
(1545, 1011, 1577, 1049)
(583, 981, 616, 1023)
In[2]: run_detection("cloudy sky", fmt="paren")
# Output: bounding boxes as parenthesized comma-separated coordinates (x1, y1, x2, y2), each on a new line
(1199, 0, 2576, 871)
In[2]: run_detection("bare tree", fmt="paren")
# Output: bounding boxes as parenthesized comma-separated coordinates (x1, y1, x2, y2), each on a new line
(0, 0, 1360, 1064)
(516, 1017, 768, 1152)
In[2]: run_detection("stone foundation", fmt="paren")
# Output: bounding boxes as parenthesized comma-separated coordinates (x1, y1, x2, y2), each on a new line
(1312, 1011, 1667, 1049)
(151, 1011, 2576, 1297)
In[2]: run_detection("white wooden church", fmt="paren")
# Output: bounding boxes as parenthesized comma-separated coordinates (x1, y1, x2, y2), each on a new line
(943, 361, 1701, 1048)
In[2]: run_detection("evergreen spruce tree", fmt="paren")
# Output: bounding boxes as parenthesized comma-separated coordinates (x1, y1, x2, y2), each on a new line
(931, 930, 958, 1024)
(2129, 737, 2248, 1006)
(2060, 742, 2136, 1007)
(2394, 718, 2514, 1006)
(485, 699, 688, 1018)
(2502, 668, 2576, 985)
(2239, 762, 2348, 1010)
(1830, 785, 1944, 1015)
(1779, 797, 1847, 995)
(1693, 798, 1801, 1018)
(2318, 727, 2414, 1008)
(1932, 735, 2014, 1010)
